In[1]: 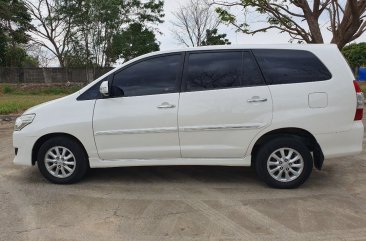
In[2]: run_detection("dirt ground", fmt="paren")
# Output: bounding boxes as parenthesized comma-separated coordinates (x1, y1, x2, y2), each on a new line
(1, 120, 366, 241)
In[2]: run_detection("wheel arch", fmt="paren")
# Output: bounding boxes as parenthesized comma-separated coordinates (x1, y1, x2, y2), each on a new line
(250, 127, 324, 170)
(32, 133, 89, 166)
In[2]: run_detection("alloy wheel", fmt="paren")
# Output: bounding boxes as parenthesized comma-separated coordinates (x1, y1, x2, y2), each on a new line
(266, 147, 304, 182)
(44, 146, 76, 178)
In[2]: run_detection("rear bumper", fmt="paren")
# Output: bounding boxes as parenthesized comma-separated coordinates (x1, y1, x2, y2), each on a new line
(315, 121, 364, 159)
(13, 132, 37, 166)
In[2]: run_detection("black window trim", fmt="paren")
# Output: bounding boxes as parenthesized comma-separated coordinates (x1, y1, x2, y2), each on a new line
(181, 49, 266, 93)
(110, 52, 185, 98)
(245, 50, 268, 86)
(248, 50, 268, 86)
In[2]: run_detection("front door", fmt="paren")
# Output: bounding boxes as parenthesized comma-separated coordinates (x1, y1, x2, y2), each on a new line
(178, 51, 273, 158)
(93, 54, 183, 160)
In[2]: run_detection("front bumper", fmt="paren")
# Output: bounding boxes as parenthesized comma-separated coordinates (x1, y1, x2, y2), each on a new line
(13, 132, 38, 166)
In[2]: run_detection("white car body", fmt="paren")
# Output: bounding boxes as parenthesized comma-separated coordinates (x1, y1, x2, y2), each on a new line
(13, 44, 364, 171)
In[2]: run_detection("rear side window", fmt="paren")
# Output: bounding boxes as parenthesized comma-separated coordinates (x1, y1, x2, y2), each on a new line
(186, 52, 242, 91)
(253, 49, 332, 84)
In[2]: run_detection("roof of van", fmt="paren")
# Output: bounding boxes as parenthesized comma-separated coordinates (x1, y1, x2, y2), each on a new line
(123, 43, 338, 64)
(165, 43, 336, 51)
(144, 43, 337, 55)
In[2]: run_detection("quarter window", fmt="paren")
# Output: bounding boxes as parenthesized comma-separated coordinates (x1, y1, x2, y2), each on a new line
(253, 49, 332, 84)
(113, 54, 182, 97)
(77, 78, 107, 101)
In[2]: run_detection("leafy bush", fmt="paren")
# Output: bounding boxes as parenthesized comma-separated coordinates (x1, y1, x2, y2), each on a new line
(342, 43, 366, 69)
(2, 85, 13, 94)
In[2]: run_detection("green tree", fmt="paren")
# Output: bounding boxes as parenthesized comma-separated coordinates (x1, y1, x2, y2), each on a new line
(107, 23, 159, 63)
(64, 40, 94, 67)
(62, 0, 164, 67)
(213, 0, 366, 49)
(342, 42, 366, 74)
(2, 45, 38, 67)
(201, 29, 231, 46)
(0, 0, 35, 66)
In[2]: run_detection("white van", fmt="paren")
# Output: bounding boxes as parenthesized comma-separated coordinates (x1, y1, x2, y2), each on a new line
(13, 44, 364, 188)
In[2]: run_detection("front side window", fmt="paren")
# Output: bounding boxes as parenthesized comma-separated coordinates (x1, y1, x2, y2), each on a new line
(112, 54, 182, 97)
(253, 49, 332, 84)
(186, 52, 242, 91)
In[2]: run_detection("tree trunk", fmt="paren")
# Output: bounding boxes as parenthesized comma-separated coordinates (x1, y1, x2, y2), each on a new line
(306, 16, 324, 43)
(301, 1, 324, 44)
(330, 0, 365, 49)
(58, 56, 64, 67)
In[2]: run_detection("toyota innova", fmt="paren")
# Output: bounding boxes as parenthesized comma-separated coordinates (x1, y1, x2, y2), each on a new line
(13, 44, 364, 188)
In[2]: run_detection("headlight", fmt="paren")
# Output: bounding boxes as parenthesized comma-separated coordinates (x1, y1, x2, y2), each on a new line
(14, 114, 36, 131)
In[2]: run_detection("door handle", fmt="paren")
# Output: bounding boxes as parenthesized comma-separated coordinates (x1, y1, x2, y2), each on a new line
(157, 102, 176, 109)
(247, 97, 268, 103)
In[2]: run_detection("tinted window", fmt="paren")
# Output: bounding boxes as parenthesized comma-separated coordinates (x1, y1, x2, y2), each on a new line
(253, 49, 332, 84)
(113, 54, 181, 97)
(186, 52, 242, 91)
(243, 51, 264, 86)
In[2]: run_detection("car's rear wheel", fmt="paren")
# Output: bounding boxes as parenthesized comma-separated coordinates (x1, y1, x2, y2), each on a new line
(254, 136, 313, 189)
(37, 137, 89, 184)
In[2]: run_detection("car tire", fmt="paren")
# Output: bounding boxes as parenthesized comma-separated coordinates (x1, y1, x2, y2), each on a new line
(254, 136, 313, 189)
(37, 136, 89, 184)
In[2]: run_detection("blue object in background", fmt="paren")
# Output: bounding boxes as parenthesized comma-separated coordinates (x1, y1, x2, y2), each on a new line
(358, 67, 366, 81)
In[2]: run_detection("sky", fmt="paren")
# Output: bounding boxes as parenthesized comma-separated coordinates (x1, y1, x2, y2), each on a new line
(156, 0, 366, 51)
(34, 0, 366, 66)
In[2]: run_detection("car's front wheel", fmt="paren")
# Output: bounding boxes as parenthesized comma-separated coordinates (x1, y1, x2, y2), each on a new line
(254, 136, 313, 188)
(37, 137, 89, 184)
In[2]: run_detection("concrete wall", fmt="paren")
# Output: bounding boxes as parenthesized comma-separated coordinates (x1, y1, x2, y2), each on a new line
(0, 67, 114, 83)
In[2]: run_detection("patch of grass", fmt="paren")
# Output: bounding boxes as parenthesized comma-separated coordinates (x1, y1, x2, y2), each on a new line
(0, 84, 82, 96)
(0, 95, 64, 115)
(0, 84, 83, 115)
(23, 86, 81, 95)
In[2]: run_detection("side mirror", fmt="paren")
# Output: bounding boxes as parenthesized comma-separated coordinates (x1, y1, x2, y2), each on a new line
(99, 80, 109, 97)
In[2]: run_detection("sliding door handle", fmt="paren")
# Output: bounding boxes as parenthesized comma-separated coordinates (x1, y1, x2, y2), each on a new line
(247, 97, 268, 103)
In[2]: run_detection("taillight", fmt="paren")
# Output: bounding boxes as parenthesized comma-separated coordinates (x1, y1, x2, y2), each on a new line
(354, 80, 364, 121)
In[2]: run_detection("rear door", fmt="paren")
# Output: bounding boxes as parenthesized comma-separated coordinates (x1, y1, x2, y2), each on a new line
(178, 50, 273, 158)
